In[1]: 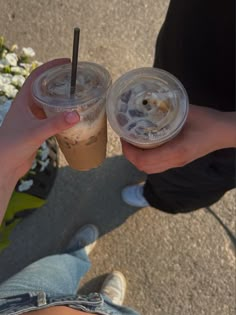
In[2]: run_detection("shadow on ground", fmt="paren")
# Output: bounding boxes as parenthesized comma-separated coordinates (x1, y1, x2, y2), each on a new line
(205, 206, 236, 253)
(0, 155, 145, 283)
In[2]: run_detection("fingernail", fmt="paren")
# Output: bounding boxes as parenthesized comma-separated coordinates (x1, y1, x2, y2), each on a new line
(64, 111, 80, 124)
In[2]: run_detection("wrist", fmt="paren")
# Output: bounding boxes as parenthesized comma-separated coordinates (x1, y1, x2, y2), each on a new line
(0, 143, 19, 189)
(0, 170, 18, 225)
(216, 111, 236, 148)
(0, 168, 18, 192)
(0, 134, 22, 183)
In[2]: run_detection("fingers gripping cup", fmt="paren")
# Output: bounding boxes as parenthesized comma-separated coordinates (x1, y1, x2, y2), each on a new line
(32, 62, 111, 170)
(106, 68, 189, 149)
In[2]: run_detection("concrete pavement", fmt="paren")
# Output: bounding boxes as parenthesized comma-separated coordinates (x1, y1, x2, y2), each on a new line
(0, 1, 235, 314)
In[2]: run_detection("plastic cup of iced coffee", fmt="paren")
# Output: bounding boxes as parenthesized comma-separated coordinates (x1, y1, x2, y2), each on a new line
(106, 67, 189, 149)
(32, 62, 111, 170)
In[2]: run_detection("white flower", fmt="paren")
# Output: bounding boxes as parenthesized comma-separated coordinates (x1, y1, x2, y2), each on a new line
(5, 53, 18, 66)
(22, 47, 35, 58)
(18, 179, 34, 192)
(39, 159, 50, 172)
(0, 99, 12, 126)
(1, 49, 8, 58)
(31, 159, 37, 170)
(40, 146, 50, 160)
(39, 142, 50, 160)
(0, 73, 13, 85)
(1, 84, 18, 98)
(11, 74, 25, 87)
(41, 141, 47, 150)
(19, 62, 31, 72)
(10, 66, 27, 76)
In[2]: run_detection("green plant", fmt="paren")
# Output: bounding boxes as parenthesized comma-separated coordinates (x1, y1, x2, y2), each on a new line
(0, 37, 58, 252)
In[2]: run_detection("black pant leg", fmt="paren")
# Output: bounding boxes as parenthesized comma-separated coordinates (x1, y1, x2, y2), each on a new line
(144, 149, 235, 213)
(143, 0, 235, 213)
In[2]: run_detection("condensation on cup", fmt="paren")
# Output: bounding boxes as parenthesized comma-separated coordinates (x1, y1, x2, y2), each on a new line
(106, 67, 189, 149)
(32, 62, 111, 171)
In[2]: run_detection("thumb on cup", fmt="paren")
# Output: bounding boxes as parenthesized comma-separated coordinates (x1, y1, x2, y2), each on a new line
(37, 111, 80, 141)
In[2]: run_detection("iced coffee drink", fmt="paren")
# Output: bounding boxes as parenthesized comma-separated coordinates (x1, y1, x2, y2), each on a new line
(106, 68, 189, 149)
(32, 62, 111, 170)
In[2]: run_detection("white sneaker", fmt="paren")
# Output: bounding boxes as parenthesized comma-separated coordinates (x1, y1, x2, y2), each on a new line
(121, 183, 150, 207)
(100, 271, 127, 305)
(66, 224, 99, 255)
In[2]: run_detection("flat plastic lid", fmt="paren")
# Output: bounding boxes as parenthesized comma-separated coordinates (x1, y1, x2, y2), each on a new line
(32, 62, 111, 110)
(106, 67, 189, 146)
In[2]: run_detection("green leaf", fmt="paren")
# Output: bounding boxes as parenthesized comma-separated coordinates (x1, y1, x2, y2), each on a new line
(0, 220, 20, 252)
(3, 192, 45, 223)
(0, 36, 4, 47)
(3, 65, 11, 73)
(18, 55, 29, 64)
(0, 192, 45, 252)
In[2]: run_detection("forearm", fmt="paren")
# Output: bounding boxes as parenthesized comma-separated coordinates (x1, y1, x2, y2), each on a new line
(0, 172, 18, 225)
(121, 106, 236, 174)
(216, 111, 236, 149)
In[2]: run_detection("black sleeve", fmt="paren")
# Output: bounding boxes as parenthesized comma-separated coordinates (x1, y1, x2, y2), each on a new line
(154, 0, 235, 111)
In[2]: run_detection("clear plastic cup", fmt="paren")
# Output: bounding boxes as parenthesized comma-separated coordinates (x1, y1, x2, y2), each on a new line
(32, 62, 111, 170)
(106, 67, 189, 149)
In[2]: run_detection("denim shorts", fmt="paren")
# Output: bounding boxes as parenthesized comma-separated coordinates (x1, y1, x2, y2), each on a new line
(0, 291, 138, 315)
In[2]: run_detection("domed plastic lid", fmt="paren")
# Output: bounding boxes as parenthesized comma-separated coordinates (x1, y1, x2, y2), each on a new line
(32, 62, 111, 111)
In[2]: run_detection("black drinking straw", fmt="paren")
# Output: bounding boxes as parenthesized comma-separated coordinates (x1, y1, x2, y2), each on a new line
(70, 27, 80, 95)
